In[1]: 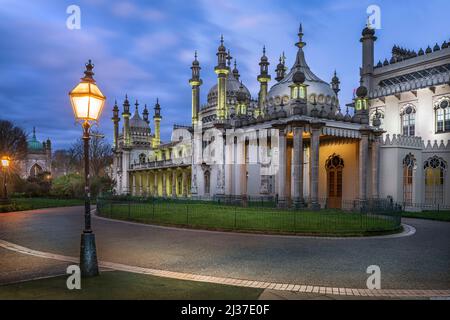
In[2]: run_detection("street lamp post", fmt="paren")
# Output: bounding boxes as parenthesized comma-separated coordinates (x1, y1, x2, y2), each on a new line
(1, 156, 11, 204)
(69, 60, 106, 277)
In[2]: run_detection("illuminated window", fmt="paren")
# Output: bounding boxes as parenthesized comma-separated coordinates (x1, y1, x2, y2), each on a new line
(435, 98, 450, 133)
(401, 104, 416, 136)
(403, 153, 416, 205)
(424, 156, 446, 205)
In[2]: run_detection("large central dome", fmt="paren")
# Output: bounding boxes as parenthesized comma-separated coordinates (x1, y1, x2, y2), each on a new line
(266, 32, 337, 109)
(206, 73, 251, 108)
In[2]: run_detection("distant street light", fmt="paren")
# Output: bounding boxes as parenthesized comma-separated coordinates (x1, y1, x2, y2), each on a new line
(1, 156, 11, 204)
(69, 60, 106, 277)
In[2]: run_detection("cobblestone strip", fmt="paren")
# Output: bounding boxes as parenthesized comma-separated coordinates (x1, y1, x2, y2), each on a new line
(0, 239, 448, 298)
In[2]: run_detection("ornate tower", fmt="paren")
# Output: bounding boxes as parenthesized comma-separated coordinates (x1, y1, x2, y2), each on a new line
(257, 46, 270, 117)
(360, 19, 377, 90)
(112, 99, 120, 150)
(122, 95, 131, 147)
(189, 51, 202, 125)
(143, 104, 149, 124)
(214, 35, 229, 120)
(275, 53, 286, 82)
(153, 98, 162, 148)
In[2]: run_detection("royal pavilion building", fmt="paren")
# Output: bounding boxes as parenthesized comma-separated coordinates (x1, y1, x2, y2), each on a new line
(111, 23, 450, 210)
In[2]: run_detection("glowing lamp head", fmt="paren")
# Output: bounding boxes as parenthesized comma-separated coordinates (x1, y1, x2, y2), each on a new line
(69, 60, 106, 122)
(1, 156, 11, 168)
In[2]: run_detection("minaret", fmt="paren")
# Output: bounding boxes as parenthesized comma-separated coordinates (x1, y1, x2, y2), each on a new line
(236, 81, 248, 116)
(112, 99, 120, 150)
(122, 95, 131, 147)
(257, 46, 270, 117)
(189, 51, 202, 125)
(143, 104, 149, 124)
(331, 70, 340, 96)
(232, 60, 240, 80)
(214, 35, 229, 120)
(275, 53, 286, 82)
(153, 98, 162, 148)
(360, 18, 377, 91)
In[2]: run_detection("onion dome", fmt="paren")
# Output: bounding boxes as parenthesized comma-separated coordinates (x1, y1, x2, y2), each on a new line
(383, 58, 389, 66)
(442, 41, 448, 49)
(236, 81, 247, 103)
(356, 85, 368, 98)
(418, 48, 424, 56)
(343, 107, 352, 122)
(207, 73, 251, 106)
(376, 60, 382, 68)
(433, 43, 440, 52)
(143, 104, 149, 124)
(232, 60, 240, 80)
(267, 24, 337, 111)
(292, 70, 306, 84)
(130, 100, 149, 128)
(335, 108, 344, 121)
(362, 26, 375, 37)
(27, 127, 44, 152)
(425, 46, 432, 54)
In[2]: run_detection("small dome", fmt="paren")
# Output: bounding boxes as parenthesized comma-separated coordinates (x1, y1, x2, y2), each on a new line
(130, 110, 149, 129)
(293, 71, 306, 84)
(207, 74, 251, 106)
(356, 85, 368, 98)
(27, 128, 44, 152)
(362, 26, 375, 37)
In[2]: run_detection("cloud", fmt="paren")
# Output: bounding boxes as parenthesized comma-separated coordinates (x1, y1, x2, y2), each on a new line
(111, 1, 166, 21)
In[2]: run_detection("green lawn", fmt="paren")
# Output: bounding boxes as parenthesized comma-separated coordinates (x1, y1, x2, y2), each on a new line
(402, 211, 450, 222)
(98, 201, 401, 236)
(0, 271, 262, 300)
(0, 198, 84, 213)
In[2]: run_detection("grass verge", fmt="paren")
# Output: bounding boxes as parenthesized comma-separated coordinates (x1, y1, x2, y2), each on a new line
(402, 211, 450, 222)
(0, 198, 85, 213)
(0, 271, 262, 300)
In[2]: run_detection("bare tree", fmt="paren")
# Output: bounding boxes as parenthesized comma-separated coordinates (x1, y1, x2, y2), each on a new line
(71, 130, 112, 177)
(0, 119, 28, 173)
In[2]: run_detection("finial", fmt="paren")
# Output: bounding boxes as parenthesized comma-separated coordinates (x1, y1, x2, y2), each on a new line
(83, 59, 95, 81)
(194, 50, 198, 60)
(263, 45, 266, 55)
(33, 126, 36, 139)
(220, 34, 224, 45)
(135, 99, 139, 109)
(227, 50, 232, 66)
(296, 23, 306, 49)
(234, 59, 237, 68)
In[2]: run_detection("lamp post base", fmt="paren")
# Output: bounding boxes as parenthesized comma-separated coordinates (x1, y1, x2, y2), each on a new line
(80, 232, 99, 277)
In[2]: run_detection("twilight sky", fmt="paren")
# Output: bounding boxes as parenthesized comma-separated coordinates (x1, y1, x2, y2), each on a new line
(0, 0, 449, 150)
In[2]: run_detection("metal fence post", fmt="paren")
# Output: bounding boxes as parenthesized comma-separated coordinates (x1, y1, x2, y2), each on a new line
(128, 201, 131, 219)
(186, 204, 189, 226)
(234, 205, 237, 230)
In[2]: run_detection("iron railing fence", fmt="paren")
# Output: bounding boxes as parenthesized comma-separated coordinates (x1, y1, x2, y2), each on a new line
(96, 196, 402, 235)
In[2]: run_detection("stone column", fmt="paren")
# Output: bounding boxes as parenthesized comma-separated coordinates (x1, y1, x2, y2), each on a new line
(162, 171, 167, 197)
(277, 127, 287, 207)
(139, 173, 143, 196)
(293, 126, 304, 208)
(172, 170, 177, 198)
(359, 132, 369, 202)
(371, 134, 381, 199)
(147, 172, 151, 195)
(182, 170, 188, 197)
(310, 124, 321, 210)
(154, 172, 158, 197)
(132, 173, 136, 196)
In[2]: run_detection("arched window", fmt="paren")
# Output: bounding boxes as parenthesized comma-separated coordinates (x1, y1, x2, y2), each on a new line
(403, 153, 416, 205)
(204, 170, 210, 195)
(434, 97, 450, 133)
(326, 154, 344, 209)
(138, 153, 146, 164)
(424, 156, 447, 205)
(400, 104, 416, 136)
(30, 164, 42, 178)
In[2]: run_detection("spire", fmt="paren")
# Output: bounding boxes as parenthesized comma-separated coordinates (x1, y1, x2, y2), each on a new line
(32, 126, 36, 139)
(154, 98, 161, 118)
(122, 94, 130, 114)
(143, 104, 149, 124)
(296, 23, 306, 49)
(331, 70, 340, 95)
(232, 59, 240, 80)
(216, 35, 227, 69)
(275, 53, 286, 82)
(134, 99, 139, 113)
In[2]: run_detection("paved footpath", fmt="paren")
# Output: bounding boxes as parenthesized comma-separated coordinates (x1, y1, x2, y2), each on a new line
(0, 206, 449, 298)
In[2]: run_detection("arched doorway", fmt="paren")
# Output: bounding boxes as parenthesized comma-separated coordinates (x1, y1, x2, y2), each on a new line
(326, 154, 344, 209)
(30, 163, 42, 178)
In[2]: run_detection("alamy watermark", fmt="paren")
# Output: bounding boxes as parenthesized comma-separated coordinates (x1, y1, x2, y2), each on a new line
(366, 265, 381, 290)
(66, 5, 81, 30)
(66, 265, 81, 290)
